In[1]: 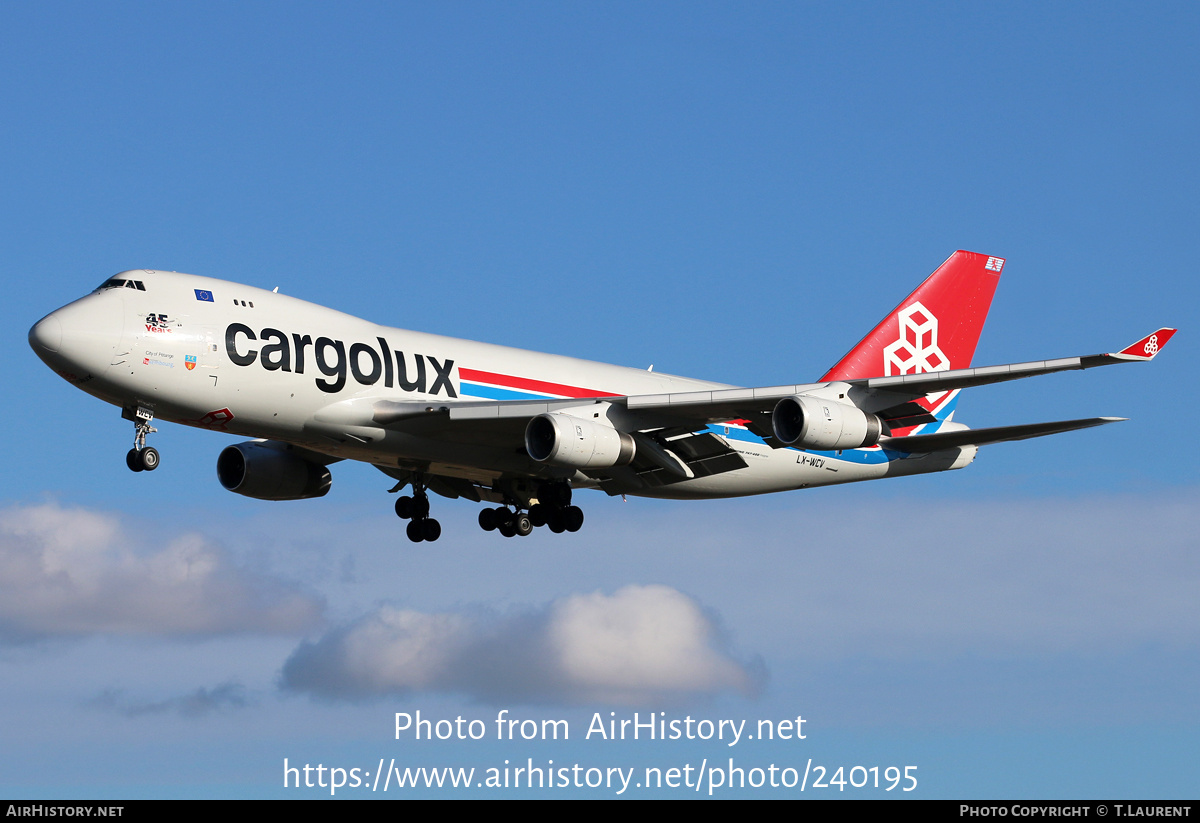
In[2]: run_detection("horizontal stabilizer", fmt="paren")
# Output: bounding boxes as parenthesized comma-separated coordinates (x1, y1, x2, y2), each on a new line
(878, 417, 1125, 453)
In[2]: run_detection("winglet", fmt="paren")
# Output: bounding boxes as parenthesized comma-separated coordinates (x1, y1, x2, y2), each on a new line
(1111, 328, 1176, 361)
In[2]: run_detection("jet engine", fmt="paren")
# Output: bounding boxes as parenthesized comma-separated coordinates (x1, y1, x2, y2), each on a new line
(216, 442, 332, 501)
(524, 413, 636, 469)
(771, 395, 883, 450)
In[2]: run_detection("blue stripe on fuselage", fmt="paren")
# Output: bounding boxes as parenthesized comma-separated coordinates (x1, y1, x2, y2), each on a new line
(460, 382, 554, 401)
(705, 424, 896, 464)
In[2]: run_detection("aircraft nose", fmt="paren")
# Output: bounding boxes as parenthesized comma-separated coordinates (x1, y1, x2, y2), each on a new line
(28, 293, 125, 377)
(29, 314, 63, 355)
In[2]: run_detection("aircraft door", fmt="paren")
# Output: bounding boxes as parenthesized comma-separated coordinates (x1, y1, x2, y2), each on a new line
(173, 318, 222, 387)
(196, 326, 222, 383)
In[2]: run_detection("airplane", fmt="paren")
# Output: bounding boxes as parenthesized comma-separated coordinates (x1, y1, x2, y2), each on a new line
(28, 250, 1174, 543)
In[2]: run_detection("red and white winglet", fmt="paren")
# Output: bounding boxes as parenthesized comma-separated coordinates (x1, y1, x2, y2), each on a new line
(1111, 328, 1176, 361)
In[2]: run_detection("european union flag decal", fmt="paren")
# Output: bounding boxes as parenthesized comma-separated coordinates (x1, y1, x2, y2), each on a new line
(194, 289, 214, 302)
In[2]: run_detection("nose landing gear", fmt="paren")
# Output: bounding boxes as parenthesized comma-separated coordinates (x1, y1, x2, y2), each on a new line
(124, 407, 159, 472)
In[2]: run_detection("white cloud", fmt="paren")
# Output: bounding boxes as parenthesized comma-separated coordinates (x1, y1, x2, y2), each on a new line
(607, 491, 1200, 659)
(547, 585, 753, 702)
(0, 503, 324, 641)
(281, 584, 762, 704)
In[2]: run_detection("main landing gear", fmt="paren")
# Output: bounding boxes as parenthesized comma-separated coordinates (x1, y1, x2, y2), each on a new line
(391, 479, 585, 542)
(125, 408, 159, 472)
(478, 506, 534, 537)
(394, 481, 441, 543)
(477, 482, 584, 538)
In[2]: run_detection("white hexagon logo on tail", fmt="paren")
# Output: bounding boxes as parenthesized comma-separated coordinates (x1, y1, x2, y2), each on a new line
(883, 302, 949, 376)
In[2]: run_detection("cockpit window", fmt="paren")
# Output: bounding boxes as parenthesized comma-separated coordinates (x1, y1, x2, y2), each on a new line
(97, 278, 146, 291)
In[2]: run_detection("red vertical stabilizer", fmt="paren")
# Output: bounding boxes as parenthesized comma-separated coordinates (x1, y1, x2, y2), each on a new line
(821, 250, 1003, 382)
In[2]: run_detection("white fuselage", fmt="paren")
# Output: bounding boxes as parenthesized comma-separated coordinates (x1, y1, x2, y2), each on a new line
(30, 270, 974, 500)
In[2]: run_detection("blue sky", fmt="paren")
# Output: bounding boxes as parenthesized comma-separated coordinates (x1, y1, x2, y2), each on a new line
(2, 2, 1197, 798)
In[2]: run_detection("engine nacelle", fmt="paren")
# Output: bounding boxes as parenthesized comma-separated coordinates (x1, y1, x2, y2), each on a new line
(771, 395, 883, 450)
(216, 442, 332, 501)
(525, 413, 636, 469)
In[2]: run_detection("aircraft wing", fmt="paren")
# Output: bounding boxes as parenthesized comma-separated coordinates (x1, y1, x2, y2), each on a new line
(621, 328, 1177, 423)
(877, 417, 1124, 453)
(358, 328, 1174, 439)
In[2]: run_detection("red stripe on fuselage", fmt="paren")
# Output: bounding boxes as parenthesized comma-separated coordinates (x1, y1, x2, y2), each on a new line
(458, 368, 622, 399)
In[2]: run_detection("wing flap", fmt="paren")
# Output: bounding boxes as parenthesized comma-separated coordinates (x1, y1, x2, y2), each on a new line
(597, 431, 749, 488)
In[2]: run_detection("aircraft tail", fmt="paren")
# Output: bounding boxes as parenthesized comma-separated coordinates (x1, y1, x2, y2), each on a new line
(821, 250, 1003, 382)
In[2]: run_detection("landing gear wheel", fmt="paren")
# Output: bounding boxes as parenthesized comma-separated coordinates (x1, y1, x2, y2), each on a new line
(126, 407, 158, 470)
(478, 508, 497, 531)
(406, 520, 425, 543)
(547, 510, 566, 534)
(498, 520, 517, 538)
(528, 504, 547, 528)
(543, 483, 572, 508)
(422, 518, 441, 542)
(395, 496, 414, 520)
(563, 505, 584, 532)
(514, 513, 533, 537)
(399, 477, 437, 541)
(139, 447, 160, 472)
